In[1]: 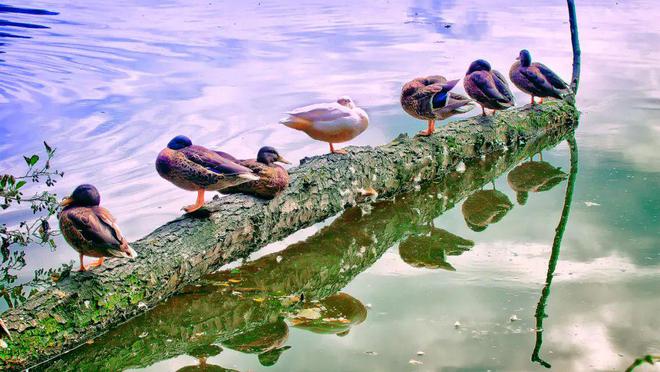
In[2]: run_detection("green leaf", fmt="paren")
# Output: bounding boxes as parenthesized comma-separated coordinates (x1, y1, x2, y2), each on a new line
(44, 141, 53, 154)
(29, 154, 40, 166)
(15, 180, 27, 189)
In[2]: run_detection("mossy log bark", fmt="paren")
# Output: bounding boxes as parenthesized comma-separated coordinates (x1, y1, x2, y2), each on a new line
(0, 100, 578, 369)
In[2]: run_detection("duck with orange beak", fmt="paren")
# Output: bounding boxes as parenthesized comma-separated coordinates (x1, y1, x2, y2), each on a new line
(58, 184, 137, 271)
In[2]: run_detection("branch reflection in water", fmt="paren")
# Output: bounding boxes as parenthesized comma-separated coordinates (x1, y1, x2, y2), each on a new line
(531, 135, 579, 368)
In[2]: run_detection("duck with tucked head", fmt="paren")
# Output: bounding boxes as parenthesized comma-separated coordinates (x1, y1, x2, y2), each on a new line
(222, 146, 291, 199)
(156, 135, 260, 213)
(400, 76, 475, 136)
(280, 96, 369, 154)
(464, 59, 515, 116)
(59, 184, 137, 271)
(509, 49, 572, 105)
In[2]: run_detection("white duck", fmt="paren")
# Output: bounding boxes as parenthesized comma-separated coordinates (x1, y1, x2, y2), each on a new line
(280, 96, 369, 154)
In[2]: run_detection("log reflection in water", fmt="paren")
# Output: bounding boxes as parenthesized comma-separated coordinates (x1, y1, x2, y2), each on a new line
(44, 127, 574, 371)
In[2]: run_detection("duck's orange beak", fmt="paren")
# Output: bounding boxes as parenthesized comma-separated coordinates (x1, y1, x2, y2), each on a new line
(59, 197, 73, 207)
(276, 155, 291, 165)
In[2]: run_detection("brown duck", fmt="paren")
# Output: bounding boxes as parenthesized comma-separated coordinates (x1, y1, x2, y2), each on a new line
(59, 184, 137, 271)
(401, 76, 474, 136)
(223, 146, 290, 199)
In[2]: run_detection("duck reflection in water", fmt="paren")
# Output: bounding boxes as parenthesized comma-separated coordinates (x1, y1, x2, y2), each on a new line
(220, 318, 290, 367)
(176, 345, 237, 372)
(461, 184, 514, 231)
(399, 222, 474, 271)
(290, 292, 367, 337)
(507, 154, 568, 205)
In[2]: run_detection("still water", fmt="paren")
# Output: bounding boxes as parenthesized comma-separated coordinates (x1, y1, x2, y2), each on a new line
(1, 0, 659, 371)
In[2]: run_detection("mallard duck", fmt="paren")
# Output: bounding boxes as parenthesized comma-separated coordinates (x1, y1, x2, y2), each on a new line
(58, 184, 137, 271)
(464, 59, 515, 116)
(222, 146, 290, 199)
(400, 76, 475, 136)
(155, 135, 260, 213)
(507, 159, 568, 204)
(510, 49, 572, 105)
(280, 96, 369, 154)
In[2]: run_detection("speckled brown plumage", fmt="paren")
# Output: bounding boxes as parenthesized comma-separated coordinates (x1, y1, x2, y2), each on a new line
(156, 145, 257, 192)
(464, 60, 515, 113)
(400, 76, 474, 120)
(223, 159, 289, 199)
(509, 50, 571, 103)
(58, 184, 135, 270)
(59, 206, 131, 258)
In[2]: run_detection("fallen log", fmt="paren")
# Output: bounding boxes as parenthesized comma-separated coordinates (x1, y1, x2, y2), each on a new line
(46, 120, 574, 371)
(0, 100, 578, 369)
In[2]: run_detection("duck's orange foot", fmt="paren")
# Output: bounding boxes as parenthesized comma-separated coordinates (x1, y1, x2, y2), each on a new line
(417, 129, 433, 137)
(183, 190, 206, 213)
(89, 257, 105, 268)
(182, 203, 204, 213)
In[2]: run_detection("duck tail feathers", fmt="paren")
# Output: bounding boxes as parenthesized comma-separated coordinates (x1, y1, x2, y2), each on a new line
(279, 115, 312, 130)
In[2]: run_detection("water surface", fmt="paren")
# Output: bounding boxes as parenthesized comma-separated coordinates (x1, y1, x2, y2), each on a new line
(1, 0, 659, 371)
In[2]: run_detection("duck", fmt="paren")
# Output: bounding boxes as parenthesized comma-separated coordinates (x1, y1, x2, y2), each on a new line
(280, 96, 369, 154)
(58, 184, 137, 271)
(400, 76, 475, 136)
(464, 59, 515, 116)
(222, 146, 291, 199)
(509, 49, 571, 105)
(155, 135, 260, 213)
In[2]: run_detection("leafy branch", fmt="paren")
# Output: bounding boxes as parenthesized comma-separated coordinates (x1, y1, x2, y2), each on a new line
(0, 142, 66, 309)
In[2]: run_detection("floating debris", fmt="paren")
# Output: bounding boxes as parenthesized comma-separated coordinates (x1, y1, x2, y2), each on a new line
(509, 314, 520, 322)
(454, 321, 462, 329)
(296, 307, 322, 320)
(455, 161, 466, 173)
(584, 201, 601, 207)
(366, 303, 373, 309)
(416, 351, 425, 356)
(365, 351, 378, 356)
(276, 255, 283, 263)
(409, 359, 424, 365)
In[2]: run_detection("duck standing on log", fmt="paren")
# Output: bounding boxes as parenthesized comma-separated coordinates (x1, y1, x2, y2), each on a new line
(280, 96, 369, 154)
(155, 135, 260, 213)
(464, 59, 515, 116)
(400, 76, 475, 136)
(223, 146, 291, 199)
(58, 184, 137, 271)
(509, 49, 572, 105)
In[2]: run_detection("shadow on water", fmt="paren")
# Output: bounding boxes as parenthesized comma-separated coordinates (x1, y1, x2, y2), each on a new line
(531, 135, 579, 368)
(42, 125, 575, 371)
(0, 3, 58, 59)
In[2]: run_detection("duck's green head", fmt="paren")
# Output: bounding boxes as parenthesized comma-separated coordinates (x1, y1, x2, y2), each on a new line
(167, 135, 192, 150)
(60, 184, 100, 208)
(467, 59, 491, 74)
(518, 49, 532, 67)
(257, 146, 291, 165)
